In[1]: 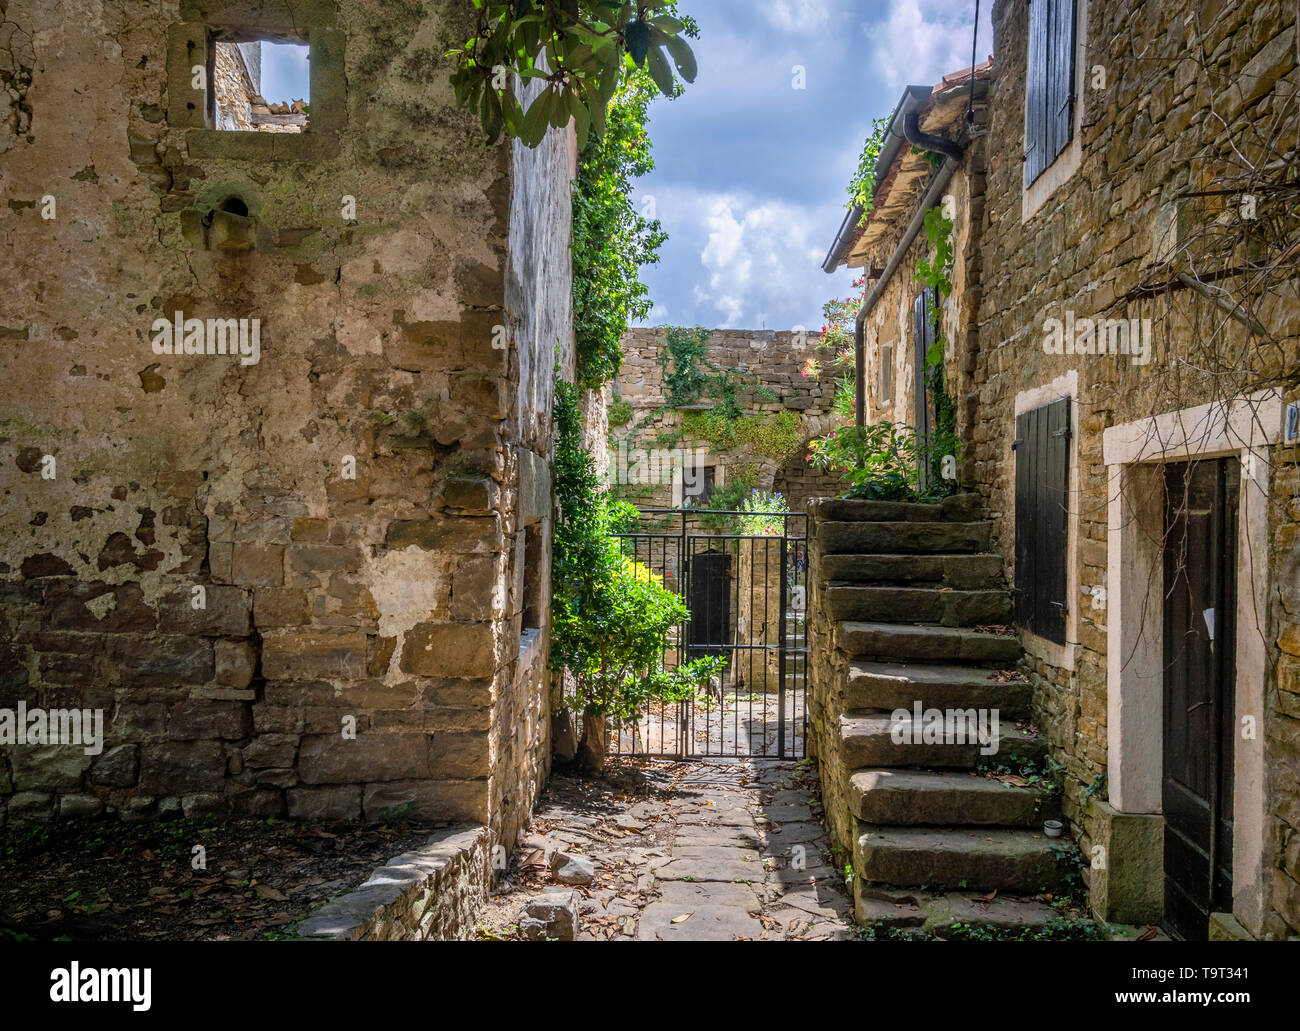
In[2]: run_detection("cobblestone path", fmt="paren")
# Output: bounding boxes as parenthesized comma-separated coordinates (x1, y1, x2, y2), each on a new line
(478, 758, 858, 941)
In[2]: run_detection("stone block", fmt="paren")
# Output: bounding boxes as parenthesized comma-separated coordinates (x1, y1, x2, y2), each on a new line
(253, 587, 310, 627)
(298, 733, 431, 784)
(287, 784, 362, 821)
(10, 745, 93, 791)
(231, 544, 284, 587)
(214, 639, 256, 688)
(91, 744, 139, 787)
(1089, 800, 1164, 925)
(159, 584, 251, 635)
(400, 623, 496, 678)
(261, 628, 367, 679)
(138, 740, 226, 794)
(167, 700, 251, 740)
(360, 778, 489, 823)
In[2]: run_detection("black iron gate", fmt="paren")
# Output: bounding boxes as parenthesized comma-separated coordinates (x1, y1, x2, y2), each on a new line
(611, 508, 808, 758)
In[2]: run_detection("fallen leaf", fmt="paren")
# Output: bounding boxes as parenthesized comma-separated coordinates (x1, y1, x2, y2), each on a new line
(671, 913, 693, 923)
(254, 884, 287, 901)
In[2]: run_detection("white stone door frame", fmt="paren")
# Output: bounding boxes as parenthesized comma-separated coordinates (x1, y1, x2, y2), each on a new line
(1103, 389, 1282, 935)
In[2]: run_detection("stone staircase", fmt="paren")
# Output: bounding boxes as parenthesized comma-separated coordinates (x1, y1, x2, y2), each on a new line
(807, 495, 1071, 932)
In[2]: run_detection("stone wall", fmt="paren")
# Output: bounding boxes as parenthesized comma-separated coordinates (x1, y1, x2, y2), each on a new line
(611, 327, 843, 511)
(294, 824, 489, 940)
(0, 0, 569, 860)
(971, 0, 1299, 938)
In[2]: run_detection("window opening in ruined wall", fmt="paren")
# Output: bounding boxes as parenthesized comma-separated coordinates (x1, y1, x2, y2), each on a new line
(213, 39, 310, 133)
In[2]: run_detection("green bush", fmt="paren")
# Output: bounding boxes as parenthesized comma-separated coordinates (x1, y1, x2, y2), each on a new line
(551, 381, 721, 770)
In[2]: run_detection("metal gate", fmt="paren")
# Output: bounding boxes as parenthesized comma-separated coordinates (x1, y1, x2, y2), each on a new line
(610, 508, 808, 758)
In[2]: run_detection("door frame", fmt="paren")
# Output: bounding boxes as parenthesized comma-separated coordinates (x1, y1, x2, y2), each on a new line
(1102, 389, 1281, 936)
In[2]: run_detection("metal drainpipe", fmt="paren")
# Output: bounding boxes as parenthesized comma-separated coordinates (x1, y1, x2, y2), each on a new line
(852, 156, 960, 426)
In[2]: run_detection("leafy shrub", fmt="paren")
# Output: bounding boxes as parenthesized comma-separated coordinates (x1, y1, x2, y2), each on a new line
(736, 490, 788, 536)
(551, 381, 721, 769)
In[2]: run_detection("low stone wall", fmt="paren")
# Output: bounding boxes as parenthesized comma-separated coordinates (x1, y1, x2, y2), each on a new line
(294, 824, 489, 941)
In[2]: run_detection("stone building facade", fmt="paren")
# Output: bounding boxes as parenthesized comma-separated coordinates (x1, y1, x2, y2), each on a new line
(821, 0, 1300, 939)
(0, 0, 574, 859)
(610, 326, 843, 513)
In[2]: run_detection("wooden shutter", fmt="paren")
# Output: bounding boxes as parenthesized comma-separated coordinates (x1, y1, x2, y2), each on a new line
(1024, 0, 1050, 186)
(1024, 0, 1076, 187)
(1048, 0, 1077, 162)
(879, 344, 893, 404)
(1013, 397, 1070, 643)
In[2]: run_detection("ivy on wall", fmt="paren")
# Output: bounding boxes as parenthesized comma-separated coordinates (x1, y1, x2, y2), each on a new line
(572, 72, 670, 390)
(656, 325, 712, 405)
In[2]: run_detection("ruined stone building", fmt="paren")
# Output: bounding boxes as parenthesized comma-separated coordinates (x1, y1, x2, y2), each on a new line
(810, 0, 1300, 940)
(0, 0, 575, 863)
(609, 326, 843, 514)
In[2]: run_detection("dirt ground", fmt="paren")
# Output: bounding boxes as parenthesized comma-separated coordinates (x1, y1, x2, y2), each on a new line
(0, 813, 445, 941)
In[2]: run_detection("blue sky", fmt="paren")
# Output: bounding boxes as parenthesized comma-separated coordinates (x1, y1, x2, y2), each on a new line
(260, 42, 310, 102)
(633, 0, 991, 331)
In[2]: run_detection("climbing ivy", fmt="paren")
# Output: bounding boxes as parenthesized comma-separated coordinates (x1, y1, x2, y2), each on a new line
(915, 204, 959, 495)
(572, 71, 669, 390)
(846, 117, 890, 225)
(656, 325, 713, 405)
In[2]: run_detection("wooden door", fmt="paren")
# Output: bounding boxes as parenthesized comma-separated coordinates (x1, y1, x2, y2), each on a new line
(1161, 458, 1238, 940)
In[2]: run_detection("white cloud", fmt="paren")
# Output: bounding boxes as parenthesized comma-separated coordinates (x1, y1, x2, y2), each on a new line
(760, 0, 834, 34)
(860, 0, 992, 97)
(675, 192, 839, 329)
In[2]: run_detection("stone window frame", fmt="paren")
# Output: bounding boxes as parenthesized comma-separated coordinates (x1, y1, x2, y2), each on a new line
(1102, 389, 1282, 937)
(166, 0, 344, 162)
(1013, 370, 1080, 671)
(1022, 0, 1088, 222)
(672, 450, 724, 508)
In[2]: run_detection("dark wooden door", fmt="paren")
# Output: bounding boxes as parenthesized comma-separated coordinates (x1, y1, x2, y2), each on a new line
(687, 548, 731, 660)
(1161, 458, 1238, 941)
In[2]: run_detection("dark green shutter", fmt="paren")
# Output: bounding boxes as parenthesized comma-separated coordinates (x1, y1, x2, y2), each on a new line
(1048, 0, 1077, 163)
(1025, 0, 1076, 187)
(1014, 397, 1070, 643)
(1024, 0, 1050, 186)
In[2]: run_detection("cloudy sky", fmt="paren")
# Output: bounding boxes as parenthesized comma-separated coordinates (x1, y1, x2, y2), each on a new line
(633, 0, 991, 331)
(260, 1, 992, 331)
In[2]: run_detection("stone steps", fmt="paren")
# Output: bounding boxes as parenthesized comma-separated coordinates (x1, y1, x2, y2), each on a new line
(819, 552, 1005, 588)
(818, 520, 992, 555)
(853, 884, 1066, 935)
(838, 712, 1045, 770)
(825, 585, 1012, 626)
(809, 494, 982, 524)
(835, 621, 1021, 664)
(854, 824, 1071, 893)
(847, 768, 1050, 827)
(843, 660, 1031, 717)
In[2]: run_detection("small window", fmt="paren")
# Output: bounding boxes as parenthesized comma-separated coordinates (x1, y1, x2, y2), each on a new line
(213, 40, 309, 133)
(1024, 0, 1077, 186)
(684, 465, 716, 506)
(1014, 398, 1071, 643)
(522, 523, 544, 630)
(878, 344, 893, 404)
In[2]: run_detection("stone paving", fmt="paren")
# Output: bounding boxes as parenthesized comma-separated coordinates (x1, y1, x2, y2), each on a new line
(477, 758, 857, 941)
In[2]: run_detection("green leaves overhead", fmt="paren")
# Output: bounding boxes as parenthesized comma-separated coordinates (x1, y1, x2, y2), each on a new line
(448, 2, 699, 148)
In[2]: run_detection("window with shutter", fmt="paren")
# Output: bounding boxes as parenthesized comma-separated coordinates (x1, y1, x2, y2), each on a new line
(1024, 0, 1077, 187)
(878, 344, 893, 404)
(912, 291, 937, 491)
(1014, 397, 1070, 644)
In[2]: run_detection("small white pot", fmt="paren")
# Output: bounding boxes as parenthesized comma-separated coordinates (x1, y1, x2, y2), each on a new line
(1043, 820, 1063, 838)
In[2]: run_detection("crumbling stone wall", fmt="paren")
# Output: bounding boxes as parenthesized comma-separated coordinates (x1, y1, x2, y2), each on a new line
(611, 327, 842, 511)
(0, 0, 569, 858)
